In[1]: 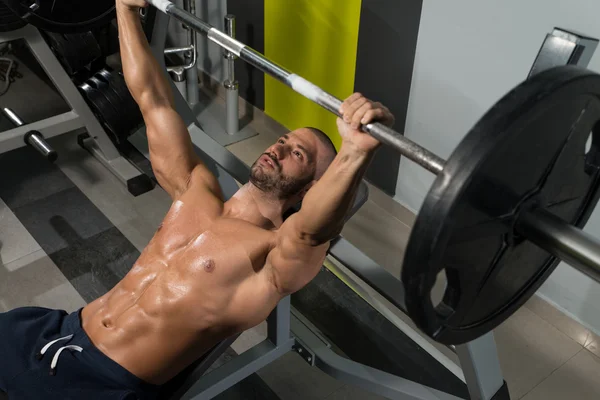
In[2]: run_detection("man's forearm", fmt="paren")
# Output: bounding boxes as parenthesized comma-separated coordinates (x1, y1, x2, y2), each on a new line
(294, 143, 374, 245)
(116, 4, 174, 110)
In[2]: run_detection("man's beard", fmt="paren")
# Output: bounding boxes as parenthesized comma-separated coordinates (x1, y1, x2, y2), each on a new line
(250, 158, 313, 199)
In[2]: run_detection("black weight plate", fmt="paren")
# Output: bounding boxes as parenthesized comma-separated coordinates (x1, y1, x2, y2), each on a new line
(0, 2, 25, 32)
(402, 66, 600, 345)
(44, 31, 101, 75)
(90, 76, 128, 140)
(2, 0, 115, 33)
(97, 69, 143, 134)
(91, 72, 135, 141)
(80, 80, 122, 143)
(95, 69, 134, 118)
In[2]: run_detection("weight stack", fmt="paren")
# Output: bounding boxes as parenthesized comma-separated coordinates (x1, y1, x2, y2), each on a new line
(43, 31, 102, 76)
(79, 68, 143, 149)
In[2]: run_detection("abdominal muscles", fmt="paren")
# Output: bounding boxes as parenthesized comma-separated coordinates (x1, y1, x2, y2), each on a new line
(83, 227, 274, 384)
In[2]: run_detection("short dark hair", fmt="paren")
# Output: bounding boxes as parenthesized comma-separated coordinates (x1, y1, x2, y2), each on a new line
(306, 127, 338, 157)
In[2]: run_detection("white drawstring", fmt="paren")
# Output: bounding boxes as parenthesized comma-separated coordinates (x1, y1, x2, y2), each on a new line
(50, 345, 83, 374)
(37, 334, 84, 375)
(38, 334, 73, 357)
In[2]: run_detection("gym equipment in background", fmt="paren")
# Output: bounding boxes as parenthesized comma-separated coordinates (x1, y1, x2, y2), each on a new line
(79, 67, 144, 149)
(0, 22, 152, 195)
(2, 107, 57, 162)
(1, 0, 115, 33)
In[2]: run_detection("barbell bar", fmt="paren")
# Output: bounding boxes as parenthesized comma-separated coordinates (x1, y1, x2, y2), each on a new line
(146, 0, 600, 285)
(146, 0, 446, 175)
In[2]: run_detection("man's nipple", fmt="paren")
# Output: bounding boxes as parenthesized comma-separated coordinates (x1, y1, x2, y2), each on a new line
(203, 259, 216, 273)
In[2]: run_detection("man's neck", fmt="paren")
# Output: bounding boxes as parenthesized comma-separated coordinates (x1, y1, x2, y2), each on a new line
(224, 183, 291, 229)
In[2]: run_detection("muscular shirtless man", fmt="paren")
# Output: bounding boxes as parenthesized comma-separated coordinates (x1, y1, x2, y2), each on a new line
(0, 1, 394, 399)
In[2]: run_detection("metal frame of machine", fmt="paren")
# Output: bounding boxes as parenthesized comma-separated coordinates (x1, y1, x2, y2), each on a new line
(0, 25, 151, 196)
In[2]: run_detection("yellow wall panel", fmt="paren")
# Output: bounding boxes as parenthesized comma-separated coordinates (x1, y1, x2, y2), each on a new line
(264, 0, 362, 149)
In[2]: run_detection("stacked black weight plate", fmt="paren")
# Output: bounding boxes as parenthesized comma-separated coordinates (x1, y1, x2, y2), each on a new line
(0, 2, 25, 32)
(96, 69, 143, 126)
(44, 32, 102, 76)
(79, 68, 143, 148)
(1, 0, 115, 33)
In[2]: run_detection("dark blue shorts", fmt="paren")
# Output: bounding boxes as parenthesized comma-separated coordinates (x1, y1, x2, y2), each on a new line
(0, 307, 161, 400)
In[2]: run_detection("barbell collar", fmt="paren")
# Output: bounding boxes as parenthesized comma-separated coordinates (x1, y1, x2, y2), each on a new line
(146, 0, 446, 175)
(517, 208, 600, 284)
(24, 130, 58, 163)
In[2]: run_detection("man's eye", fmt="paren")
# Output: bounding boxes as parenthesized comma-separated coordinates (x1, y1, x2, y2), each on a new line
(294, 151, 302, 158)
(278, 140, 285, 144)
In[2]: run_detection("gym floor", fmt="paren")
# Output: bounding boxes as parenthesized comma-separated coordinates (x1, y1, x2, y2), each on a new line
(1, 51, 600, 400)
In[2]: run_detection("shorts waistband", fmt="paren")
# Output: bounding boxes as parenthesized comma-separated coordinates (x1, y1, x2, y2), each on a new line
(60, 309, 161, 393)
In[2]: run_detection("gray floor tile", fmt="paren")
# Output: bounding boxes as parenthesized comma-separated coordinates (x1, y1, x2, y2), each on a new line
(0, 198, 41, 268)
(526, 294, 593, 347)
(13, 187, 116, 256)
(0, 254, 73, 311)
(364, 181, 416, 228)
(231, 321, 267, 354)
(50, 226, 140, 303)
(258, 353, 343, 400)
(115, 217, 157, 252)
(4, 249, 46, 272)
(326, 384, 388, 400)
(341, 199, 411, 278)
(29, 281, 87, 313)
(584, 334, 600, 359)
(258, 353, 308, 386)
(494, 307, 582, 399)
(53, 133, 172, 230)
(521, 349, 600, 400)
(0, 146, 75, 210)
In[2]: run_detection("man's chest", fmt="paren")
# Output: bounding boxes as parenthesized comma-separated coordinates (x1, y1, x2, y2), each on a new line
(149, 214, 276, 279)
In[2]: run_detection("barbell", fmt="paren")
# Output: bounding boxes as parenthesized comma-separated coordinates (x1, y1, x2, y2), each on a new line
(5, 0, 600, 345)
(147, 0, 600, 344)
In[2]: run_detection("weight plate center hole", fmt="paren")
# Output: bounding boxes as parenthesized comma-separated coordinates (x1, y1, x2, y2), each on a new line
(586, 130, 593, 155)
(585, 122, 600, 172)
(430, 269, 448, 308)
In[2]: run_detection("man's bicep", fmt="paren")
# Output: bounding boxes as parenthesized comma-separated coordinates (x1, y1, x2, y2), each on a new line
(144, 106, 218, 198)
(268, 219, 329, 294)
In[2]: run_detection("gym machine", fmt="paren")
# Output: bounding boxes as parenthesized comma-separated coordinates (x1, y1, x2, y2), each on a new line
(162, 0, 251, 146)
(2, 107, 57, 162)
(0, 8, 153, 196)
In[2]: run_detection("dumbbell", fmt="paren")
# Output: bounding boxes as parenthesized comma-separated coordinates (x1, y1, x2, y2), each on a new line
(2, 108, 58, 163)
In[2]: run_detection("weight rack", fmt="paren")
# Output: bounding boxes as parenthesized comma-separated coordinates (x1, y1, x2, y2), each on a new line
(0, 24, 152, 196)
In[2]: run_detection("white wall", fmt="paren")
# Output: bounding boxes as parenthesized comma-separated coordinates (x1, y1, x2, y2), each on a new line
(397, 0, 600, 334)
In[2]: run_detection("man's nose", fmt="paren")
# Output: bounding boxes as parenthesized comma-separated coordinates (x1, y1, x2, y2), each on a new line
(271, 145, 286, 159)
